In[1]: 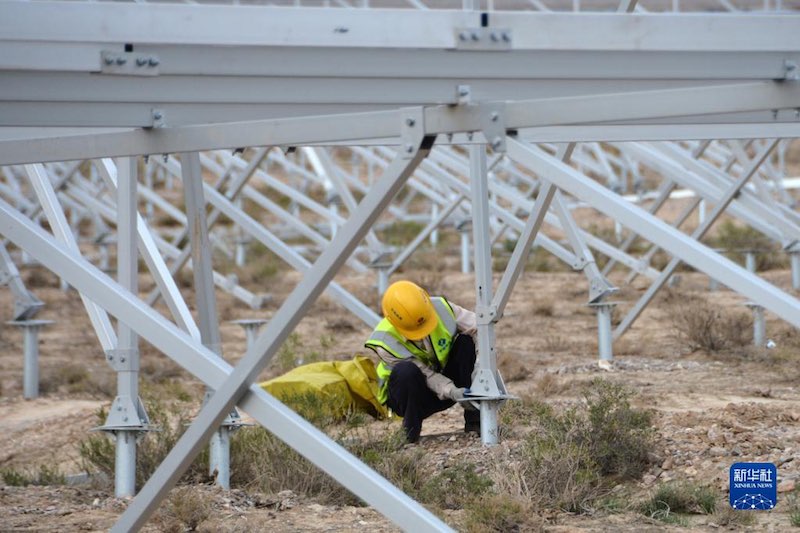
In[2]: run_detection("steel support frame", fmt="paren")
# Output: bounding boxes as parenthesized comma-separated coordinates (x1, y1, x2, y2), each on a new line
(149, 152, 379, 326)
(24, 164, 117, 350)
(0, 132, 451, 532)
(467, 144, 506, 445)
(112, 156, 147, 498)
(181, 151, 240, 489)
(2, 81, 798, 166)
(613, 139, 780, 338)
(506, 139, 800, 332)
(113, 127, 437, 529)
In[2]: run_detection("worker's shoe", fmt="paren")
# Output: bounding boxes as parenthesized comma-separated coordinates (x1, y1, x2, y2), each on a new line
(464, 420, 480, 434)
(464, 412, 480, 434)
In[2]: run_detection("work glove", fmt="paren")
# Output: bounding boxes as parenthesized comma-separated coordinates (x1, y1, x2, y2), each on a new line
(449, 387, 466, 401)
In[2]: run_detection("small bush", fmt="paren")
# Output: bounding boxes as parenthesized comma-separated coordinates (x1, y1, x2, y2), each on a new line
(640, 481, 717, 524)
(583, 379, 655, 480)
(534, 373, 567, 396)
(497, 351, 530, 383)
(417, 463, 493, 510)
(666, 292, 752, 353)
(244, 243, 281, 280)
(787, 490, 800, 527)
(520, 406, 603, 512)
(531, 300, 554, 317)
(708, 220, 784, 271)
(274, 332, 303, 372)
(39, 363, 115, 397)
(380, 220, 424, 246)
(542, 334, 571, 353)
(494, 380, 655, 514)
(156, 487, 213, 532)
(464, 493, 538, 533)
(318, 333, 335, 350)
(229, 426, 355, 505)
(78, 400, 208, 490)
(1, 464, 66, 487)
(712, 501, 755, 527)
(278, 390, 354, 428)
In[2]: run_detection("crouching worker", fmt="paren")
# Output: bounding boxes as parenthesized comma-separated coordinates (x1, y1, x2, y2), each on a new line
(365, 280, 479, 443)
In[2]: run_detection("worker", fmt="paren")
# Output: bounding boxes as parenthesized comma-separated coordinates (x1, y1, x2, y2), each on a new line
(365, 280, 479, 443)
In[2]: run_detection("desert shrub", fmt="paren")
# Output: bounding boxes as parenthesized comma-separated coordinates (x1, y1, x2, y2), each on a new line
(0, 468, 29, 486)
(497, 351, 530, 383)
(499, 395, 551, 429)
(542, 334, 570, 352)
(229, 426, 355, 505)
(229, 423, 491, 510)
(494, 380, 655, 513)
(531, 299, 554, 317)
(244, 242, 281, 280)
(534, 373, 567, 396)
(1, 464, 65, 487)
(417, 463, 493, 510)
(708, 220, 784, 271)
(787, 489, 800, 527)
(464, 493, 538, 533)
(273, 332, 303, 372)
(379, 220, 424, 246)
(640, 481, 717, 524)
(666, 292, 751, 353)
(520, 405, 603, 512)
(39, 363, 115, 397)
(712, 501, 756, 527)
(276, 390, 354, 428)
(583, 379, 655, 480)
(78, 399, 208, 490)
(156, 486, 213, 533)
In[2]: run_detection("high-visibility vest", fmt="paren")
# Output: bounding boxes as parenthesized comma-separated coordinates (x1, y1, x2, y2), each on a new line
(365, 297, 458, 405)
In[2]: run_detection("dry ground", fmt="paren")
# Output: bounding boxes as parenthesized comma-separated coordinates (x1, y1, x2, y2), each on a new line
(2, 235, 800, 531)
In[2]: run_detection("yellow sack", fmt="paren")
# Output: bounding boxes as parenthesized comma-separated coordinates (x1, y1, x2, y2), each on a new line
(260, 356, 388, 420)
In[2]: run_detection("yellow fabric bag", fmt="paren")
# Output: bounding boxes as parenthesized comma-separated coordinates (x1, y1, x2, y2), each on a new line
(259, 355, 388, 419)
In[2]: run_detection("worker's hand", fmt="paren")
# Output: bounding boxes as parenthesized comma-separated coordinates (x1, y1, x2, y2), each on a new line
(449, 387, 466, 401)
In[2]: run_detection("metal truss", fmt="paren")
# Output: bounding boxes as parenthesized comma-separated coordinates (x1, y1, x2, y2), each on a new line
(1, 3, 800, 531)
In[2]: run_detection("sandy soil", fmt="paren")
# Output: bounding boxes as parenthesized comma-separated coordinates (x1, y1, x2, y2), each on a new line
(2, 241, 800, 531)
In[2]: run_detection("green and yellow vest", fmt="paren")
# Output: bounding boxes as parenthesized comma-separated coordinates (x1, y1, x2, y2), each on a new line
(365, 297, 458, 405)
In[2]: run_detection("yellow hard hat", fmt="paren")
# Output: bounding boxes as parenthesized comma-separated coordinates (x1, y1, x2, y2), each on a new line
(381, 280, 437, 341)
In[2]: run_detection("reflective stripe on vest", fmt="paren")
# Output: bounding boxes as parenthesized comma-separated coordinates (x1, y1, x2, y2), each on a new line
(432, 298, 457, 337)
(366, 331, 415, 360)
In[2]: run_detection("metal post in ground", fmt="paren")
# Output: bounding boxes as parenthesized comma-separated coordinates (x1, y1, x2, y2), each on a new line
(468, 144, 501, 446)
(369, 252, 392, 299)
(7, 319, 53, 399)
(181, 151, 241, 489)
(746, 302, 766, 347)
(745, 251, 757, 273)
(230, 319, 268, 350)
(590, 302, 616, 369)
(792, 251, 800, 290)
(98, 156, 150, 498)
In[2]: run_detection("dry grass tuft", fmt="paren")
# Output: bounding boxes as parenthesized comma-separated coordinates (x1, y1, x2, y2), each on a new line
(664, 291, 751, 353)
(494, 380, 655, 513)
(534, 373, 568, 396)
(497, 351, 530, 383)
(530, 299, 555, 317)
(155, 487, 213, 533)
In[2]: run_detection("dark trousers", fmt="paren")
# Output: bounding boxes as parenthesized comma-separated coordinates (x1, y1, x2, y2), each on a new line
(386, 334, 478, 442)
